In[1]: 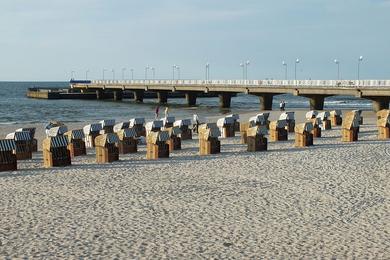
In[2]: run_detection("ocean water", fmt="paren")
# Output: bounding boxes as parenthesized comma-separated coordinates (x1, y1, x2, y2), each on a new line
(0, 81, 373, 125)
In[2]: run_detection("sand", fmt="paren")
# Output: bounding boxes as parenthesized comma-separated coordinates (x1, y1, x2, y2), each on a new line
(0, 110, 389, 258)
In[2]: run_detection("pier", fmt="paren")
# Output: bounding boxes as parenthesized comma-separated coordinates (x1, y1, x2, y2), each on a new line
(70, 79, 390, 111)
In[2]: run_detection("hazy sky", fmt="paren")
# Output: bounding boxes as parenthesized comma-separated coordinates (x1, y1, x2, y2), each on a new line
(0, 0, 389, 81)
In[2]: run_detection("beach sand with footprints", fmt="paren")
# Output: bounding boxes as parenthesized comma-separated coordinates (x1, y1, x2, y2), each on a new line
(0, 110, 389, 258)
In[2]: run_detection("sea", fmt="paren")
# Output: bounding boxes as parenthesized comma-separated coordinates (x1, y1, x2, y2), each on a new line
(0, 81, 373, 125)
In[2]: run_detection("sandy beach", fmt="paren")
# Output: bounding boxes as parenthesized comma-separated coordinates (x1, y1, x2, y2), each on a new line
(0, 110, 389, 258)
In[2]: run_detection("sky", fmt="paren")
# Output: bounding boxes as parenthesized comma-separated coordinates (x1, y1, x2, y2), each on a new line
(0, 0, 389, 81)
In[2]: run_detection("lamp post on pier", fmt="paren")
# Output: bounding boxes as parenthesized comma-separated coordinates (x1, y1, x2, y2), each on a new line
(245, 60, 250, 80)
(294, 58, 300, 80)
(71, 71, 75, 79)
(102, 68, 107, 80)
(176, 66, 180, 79)
(111, 69, 115, 80)
(130, 68, 134, 80)
(357, 56, 363, 80)
(121, 68, 126, 80)
(145, 66, 150, 80)
(205, 63, 210, 81)
(282, 61, 287, 80)
(151, 67, 155, 79)
(85, 70, 89, 80)
(334, 59, 340, 80)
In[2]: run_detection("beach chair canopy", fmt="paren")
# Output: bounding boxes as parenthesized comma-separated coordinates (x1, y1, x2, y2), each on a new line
(99, 119, 115, 127)
(258, 112, 270, 121)
(129, 118, 145, 127)
(117, 128, 137, 140)
(247, 125, 268, 137)
(198, 123, 218, 132)
(310, 117, 322, 126)
(6, 131, 32, 141)
(216, 117, 235, 127)
(15, 127, 36, 138)
(352, 110, 362, 116)
(145, 120, 163, 131)
(269, 120, 287, 130)
(330, 110, 342, 116)
(173, 119, 192, 127)
(147, 131, 170, 144)
(113, 122, 130, 133)
(43, 135, 69, 150)
(317, 111, 330, 120)
(0, 139, 16, 152)
(226, 114, 240, 121)
(249, 114, 267, 126)
(95, 133, 120, 147)
(162, 116, 175, 125)
(295, 122, 313, 134)
(47, 126, 68, 137)
(342, 113, 360, 129)
(279, 112, 295, 121)
(199, 127, 221, 140)
(45, 121, 65, 130)
(65, 129, 85, 141)
(306, 110, 318, 119)
(83, 123, 102, 135)
(377, 117, 390, 127)
(167, 126, 182, 137)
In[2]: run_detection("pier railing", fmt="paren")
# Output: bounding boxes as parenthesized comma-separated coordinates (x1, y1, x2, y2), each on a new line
(88, 79, 390, 88)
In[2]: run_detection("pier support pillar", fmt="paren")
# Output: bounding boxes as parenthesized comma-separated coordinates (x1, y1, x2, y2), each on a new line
(185, 92, 197, 106)
(157, 91, 168, 104)
(133, 90, 144, 103)
(96, 90, 105, 100)
(304, 95, 325, 110)
(256, 94, 274, 110)
(368, 97, 390, 112)
(219, 93, 232, 108)
(113, 90, 123, 101)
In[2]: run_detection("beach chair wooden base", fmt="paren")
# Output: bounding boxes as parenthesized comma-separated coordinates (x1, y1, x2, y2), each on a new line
(234, 122, 240, 132)
(31, 139, 38, 152)
(247, 136, 267, 152)
(270, 128, 288, 142)
(295, 133, 314, 147)
(342, 128, 359, 142)
(199, 138, 220, 155)
(240, 132, 248, 144)
(43, 148, 71, 168)
(146, 142, 169, 159)
(330, 116, 342, 127)
(0, 152, 17, 172)
(287, 122, 295, 133)
(166, 137, 181, 152)
(222, 126, 235, 138)
(378, 126, 390, 140)
(118, 139, 138, 154)
(322, 120, 332, 130)
(312, 127, 321, 138)
(96, 145, 119, 163)
(68, 141, 87, 158)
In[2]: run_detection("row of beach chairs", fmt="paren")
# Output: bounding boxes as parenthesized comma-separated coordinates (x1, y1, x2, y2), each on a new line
(0, 110, 389, 171)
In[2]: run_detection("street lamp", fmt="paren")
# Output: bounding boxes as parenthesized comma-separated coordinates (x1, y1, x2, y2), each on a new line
(240, 63, 244, 80)
(294, 58, 300, 80)
(130, 68, 134, 80)
(358, 56, 363, 80)
(176, 66, 180, 79)
(145, 66, 150, 80)
(85, 70, 89, 80)
(111, 69, 115, 80)
(245, 60, 250, 80)
(205, 63, 210, 81)
(172, 65, 176, 80)
(334, 59, 340, 80)
(151, 67, 155, 79)
(121, 68, 126, 80)
(102, 68, 107, 80)
(71, 71, 75, 79)
(282, 61, 287, 80)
